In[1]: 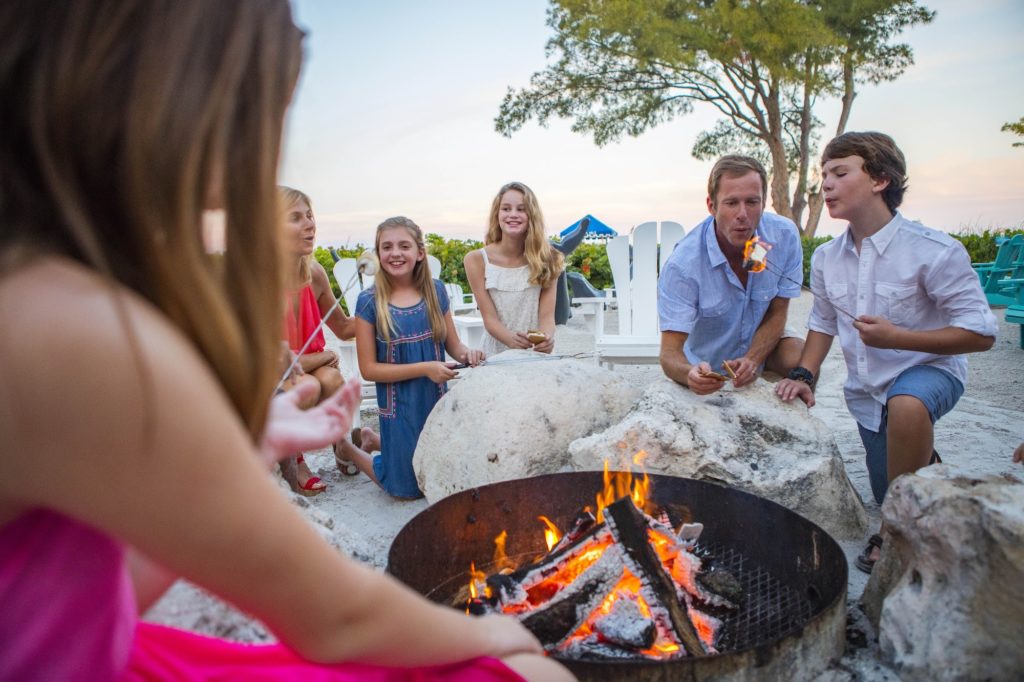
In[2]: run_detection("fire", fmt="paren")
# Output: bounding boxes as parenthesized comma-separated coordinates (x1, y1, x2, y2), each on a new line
(538, 516, 561, 551)
(595, 453, 651, 523)
(742, 236, 772, 273)
(492, 531, 515, 572)
(467, 562, 487, 602)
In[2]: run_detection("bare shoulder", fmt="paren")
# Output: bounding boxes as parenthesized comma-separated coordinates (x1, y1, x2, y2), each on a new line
(0, 258, 239, 505)
(464, 248, 482, 267)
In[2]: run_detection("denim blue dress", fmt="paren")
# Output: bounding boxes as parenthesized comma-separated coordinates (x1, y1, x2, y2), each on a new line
(355, 280, 450, 498)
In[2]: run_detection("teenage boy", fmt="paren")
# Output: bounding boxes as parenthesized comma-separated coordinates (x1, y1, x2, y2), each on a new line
(776, 132, 997, 573)
(659, 155, 804, 394)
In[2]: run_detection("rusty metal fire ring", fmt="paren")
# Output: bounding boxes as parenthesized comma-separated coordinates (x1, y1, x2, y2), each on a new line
(387, 472, 847, 681)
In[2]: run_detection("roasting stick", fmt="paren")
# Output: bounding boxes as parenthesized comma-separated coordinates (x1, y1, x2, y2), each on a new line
(273, 252, 377, 394)
(742, 237, 857, 320)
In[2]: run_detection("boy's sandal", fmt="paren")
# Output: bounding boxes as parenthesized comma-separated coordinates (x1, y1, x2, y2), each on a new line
(855, 533, 883, 574)
(293, 454, 327, 496)
(333, 438, 360, 477)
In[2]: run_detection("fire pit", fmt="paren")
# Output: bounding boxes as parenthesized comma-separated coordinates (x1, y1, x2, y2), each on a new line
(388, 471, 847, 681)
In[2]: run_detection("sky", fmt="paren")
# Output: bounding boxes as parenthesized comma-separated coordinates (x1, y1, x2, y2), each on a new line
(280, 0, 1024, 247)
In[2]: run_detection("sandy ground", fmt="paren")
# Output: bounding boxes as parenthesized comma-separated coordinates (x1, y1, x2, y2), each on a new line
(147, 292, 1023, 676)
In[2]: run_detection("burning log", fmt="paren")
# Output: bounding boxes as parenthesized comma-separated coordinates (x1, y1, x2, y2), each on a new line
(604, 496, 707, 657)
(592, 596, 657, 650)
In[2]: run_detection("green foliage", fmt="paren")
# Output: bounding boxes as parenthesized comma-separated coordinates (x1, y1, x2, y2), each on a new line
(495, 0, 934, 237)
(564, 242, 612, 290)
(424, 233, 484, 293)
(801, 235, 833, 285)
(949, 228, 1024, 263)
(314, 245, 365, 306)
(1001, 117, 1024, 148)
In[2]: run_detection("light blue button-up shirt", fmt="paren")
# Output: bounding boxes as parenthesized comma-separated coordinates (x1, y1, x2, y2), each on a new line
(658, 212, 802, 370)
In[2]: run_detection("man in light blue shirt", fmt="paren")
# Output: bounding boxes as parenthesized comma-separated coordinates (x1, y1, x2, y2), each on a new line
(658, 155, 804, 394)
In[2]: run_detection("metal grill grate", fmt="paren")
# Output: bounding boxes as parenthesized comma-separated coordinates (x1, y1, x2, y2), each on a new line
(697, 542, 815, 652)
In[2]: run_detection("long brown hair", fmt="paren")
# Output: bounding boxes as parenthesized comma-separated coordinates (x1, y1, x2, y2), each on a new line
(372, 217, 446, 344)
(486, 181, 563, 288)
(0, 0, 304, 437)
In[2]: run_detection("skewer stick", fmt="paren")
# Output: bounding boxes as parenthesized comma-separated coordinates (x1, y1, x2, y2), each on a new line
(274, 254, 376, 394)
(722, 361, 737, 380)
(752, 259, 857, 320)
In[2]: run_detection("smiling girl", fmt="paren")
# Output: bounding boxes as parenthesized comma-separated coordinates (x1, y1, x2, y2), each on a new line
(464, 182, 563, 356)
(335, 217, 483, 498)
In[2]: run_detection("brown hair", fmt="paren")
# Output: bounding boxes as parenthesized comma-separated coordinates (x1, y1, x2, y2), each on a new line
(0, 0, 304, 437)
(486, 181, 563, 288)
(279, 186, 314, 286)
(822, 132, 907, 212)
(707, 155, 768, 206)
(372, 217, 446, 344)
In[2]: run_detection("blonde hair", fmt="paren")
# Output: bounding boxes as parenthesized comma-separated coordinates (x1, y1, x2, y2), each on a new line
(486, 181, 563, 288)
(372, 217, 446, 344)
(0, 0, 304, 438)
(279, 186, 314, 286)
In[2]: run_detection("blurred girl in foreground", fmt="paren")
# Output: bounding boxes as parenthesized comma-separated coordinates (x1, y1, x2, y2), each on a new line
(0, 1, 571, 680)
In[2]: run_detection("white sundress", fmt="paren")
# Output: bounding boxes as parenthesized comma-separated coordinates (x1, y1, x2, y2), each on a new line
(479, 249, 541, 357)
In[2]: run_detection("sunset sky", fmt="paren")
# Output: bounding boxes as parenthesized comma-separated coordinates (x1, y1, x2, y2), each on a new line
(280, 0, 1024, 247)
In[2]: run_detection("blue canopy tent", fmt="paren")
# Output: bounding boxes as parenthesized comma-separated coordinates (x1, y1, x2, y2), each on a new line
(559, 214, 618, 241)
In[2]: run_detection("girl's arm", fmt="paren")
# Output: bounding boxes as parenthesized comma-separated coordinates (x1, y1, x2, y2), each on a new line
(443, 311, 484, 366)
(464, 249, 531, 350)
(533, 279, 558, 354)
(0, 260, 541, 667)
(354, 316, 456, 384)
(312, 262, 355, 340)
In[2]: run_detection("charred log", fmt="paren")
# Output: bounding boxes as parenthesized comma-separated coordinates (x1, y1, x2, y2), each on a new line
(592, 597, 656, 650)
(605, 496, 708, 657)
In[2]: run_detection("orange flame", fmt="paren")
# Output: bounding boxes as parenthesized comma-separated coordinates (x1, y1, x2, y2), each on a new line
(492, 531, 516, 572)
(538, 516, 561, 551)
(467, 562, 487, 603)
(595, 453, 651, 523)
(742, 236, 772, 273)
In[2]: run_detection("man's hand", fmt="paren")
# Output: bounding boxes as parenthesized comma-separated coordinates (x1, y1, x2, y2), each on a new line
(259, 378, 360, 467)
(775, 378, 815, 407)
(723, 357, 759, 388)
(1013, 443, 1023, 465)
(853, 315, 903, 349)
(687, 362, 727, 395)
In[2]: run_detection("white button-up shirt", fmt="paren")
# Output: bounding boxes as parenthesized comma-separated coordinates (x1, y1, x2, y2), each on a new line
(808, 213, 999, 431)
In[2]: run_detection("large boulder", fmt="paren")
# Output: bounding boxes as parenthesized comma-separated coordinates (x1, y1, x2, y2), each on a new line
(861, 467, 1024, 681)
(414, 351, 641, 503)
(567, 377, 868, 540)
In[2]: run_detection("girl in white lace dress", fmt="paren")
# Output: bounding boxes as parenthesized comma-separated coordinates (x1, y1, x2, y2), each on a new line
(464, 182, 564, 357)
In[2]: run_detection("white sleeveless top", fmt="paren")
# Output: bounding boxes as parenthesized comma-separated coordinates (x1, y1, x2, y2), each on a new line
(480, 249, 541, 356)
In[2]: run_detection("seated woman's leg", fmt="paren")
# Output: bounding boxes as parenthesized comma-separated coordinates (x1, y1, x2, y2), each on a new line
(279, 374, 326, 494)
(311, 365, 344, 400)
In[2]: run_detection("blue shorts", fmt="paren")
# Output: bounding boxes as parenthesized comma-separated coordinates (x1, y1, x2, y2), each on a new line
(857, 365, 964, 504)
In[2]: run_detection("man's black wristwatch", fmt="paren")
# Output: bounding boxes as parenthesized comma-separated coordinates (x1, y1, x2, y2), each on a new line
(787, 366, 815, 386)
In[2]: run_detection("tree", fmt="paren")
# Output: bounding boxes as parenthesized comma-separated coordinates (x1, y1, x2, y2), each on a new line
(495, 0, 934, 237)
(1002, 117, 1024, 147)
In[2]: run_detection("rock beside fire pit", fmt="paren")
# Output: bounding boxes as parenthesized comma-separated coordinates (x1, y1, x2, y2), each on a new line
(860, 467, 1024, 681)
(567, 377, 868, 540)
(414, 351, 640, 503)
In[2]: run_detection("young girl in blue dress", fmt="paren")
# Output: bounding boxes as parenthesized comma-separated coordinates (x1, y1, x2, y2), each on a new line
(335, 217, 483, 498)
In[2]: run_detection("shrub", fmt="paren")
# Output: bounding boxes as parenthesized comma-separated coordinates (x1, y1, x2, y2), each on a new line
(564, 242, 613, 290)
(801, 235, 832, 285)
(949, 227, 1024, 263)
(425, 233, 483, 294)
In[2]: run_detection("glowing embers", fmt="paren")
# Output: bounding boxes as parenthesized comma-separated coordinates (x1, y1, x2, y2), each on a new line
(463, 459, 741, 661)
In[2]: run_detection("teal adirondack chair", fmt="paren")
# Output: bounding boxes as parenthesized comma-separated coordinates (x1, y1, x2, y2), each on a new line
(973, 234, 1024, 307)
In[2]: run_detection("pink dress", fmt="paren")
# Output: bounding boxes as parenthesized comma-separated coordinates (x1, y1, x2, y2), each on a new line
(0, 509, 525, 682)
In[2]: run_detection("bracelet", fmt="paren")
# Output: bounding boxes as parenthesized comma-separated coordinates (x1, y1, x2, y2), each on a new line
(787, 366, 814, 386)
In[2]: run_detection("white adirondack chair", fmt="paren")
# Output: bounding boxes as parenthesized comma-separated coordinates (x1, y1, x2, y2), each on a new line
(594, 221, 685, 368)
(331, 257, 377, 407)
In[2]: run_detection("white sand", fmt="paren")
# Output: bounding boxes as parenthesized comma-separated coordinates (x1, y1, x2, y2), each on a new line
(147, 292, 1024, 675)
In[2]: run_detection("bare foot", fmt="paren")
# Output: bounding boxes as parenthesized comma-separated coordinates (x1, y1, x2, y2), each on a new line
(359, 427, 381, 453)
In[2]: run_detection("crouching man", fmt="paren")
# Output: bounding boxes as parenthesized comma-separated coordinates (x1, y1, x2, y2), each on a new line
(658, 155, 804, 394)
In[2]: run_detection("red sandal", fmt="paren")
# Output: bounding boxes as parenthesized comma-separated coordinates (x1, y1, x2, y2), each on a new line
(294, 454, 326, 496)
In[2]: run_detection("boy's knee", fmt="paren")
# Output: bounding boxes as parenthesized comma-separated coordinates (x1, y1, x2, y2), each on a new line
(886, 394, 930, 426)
